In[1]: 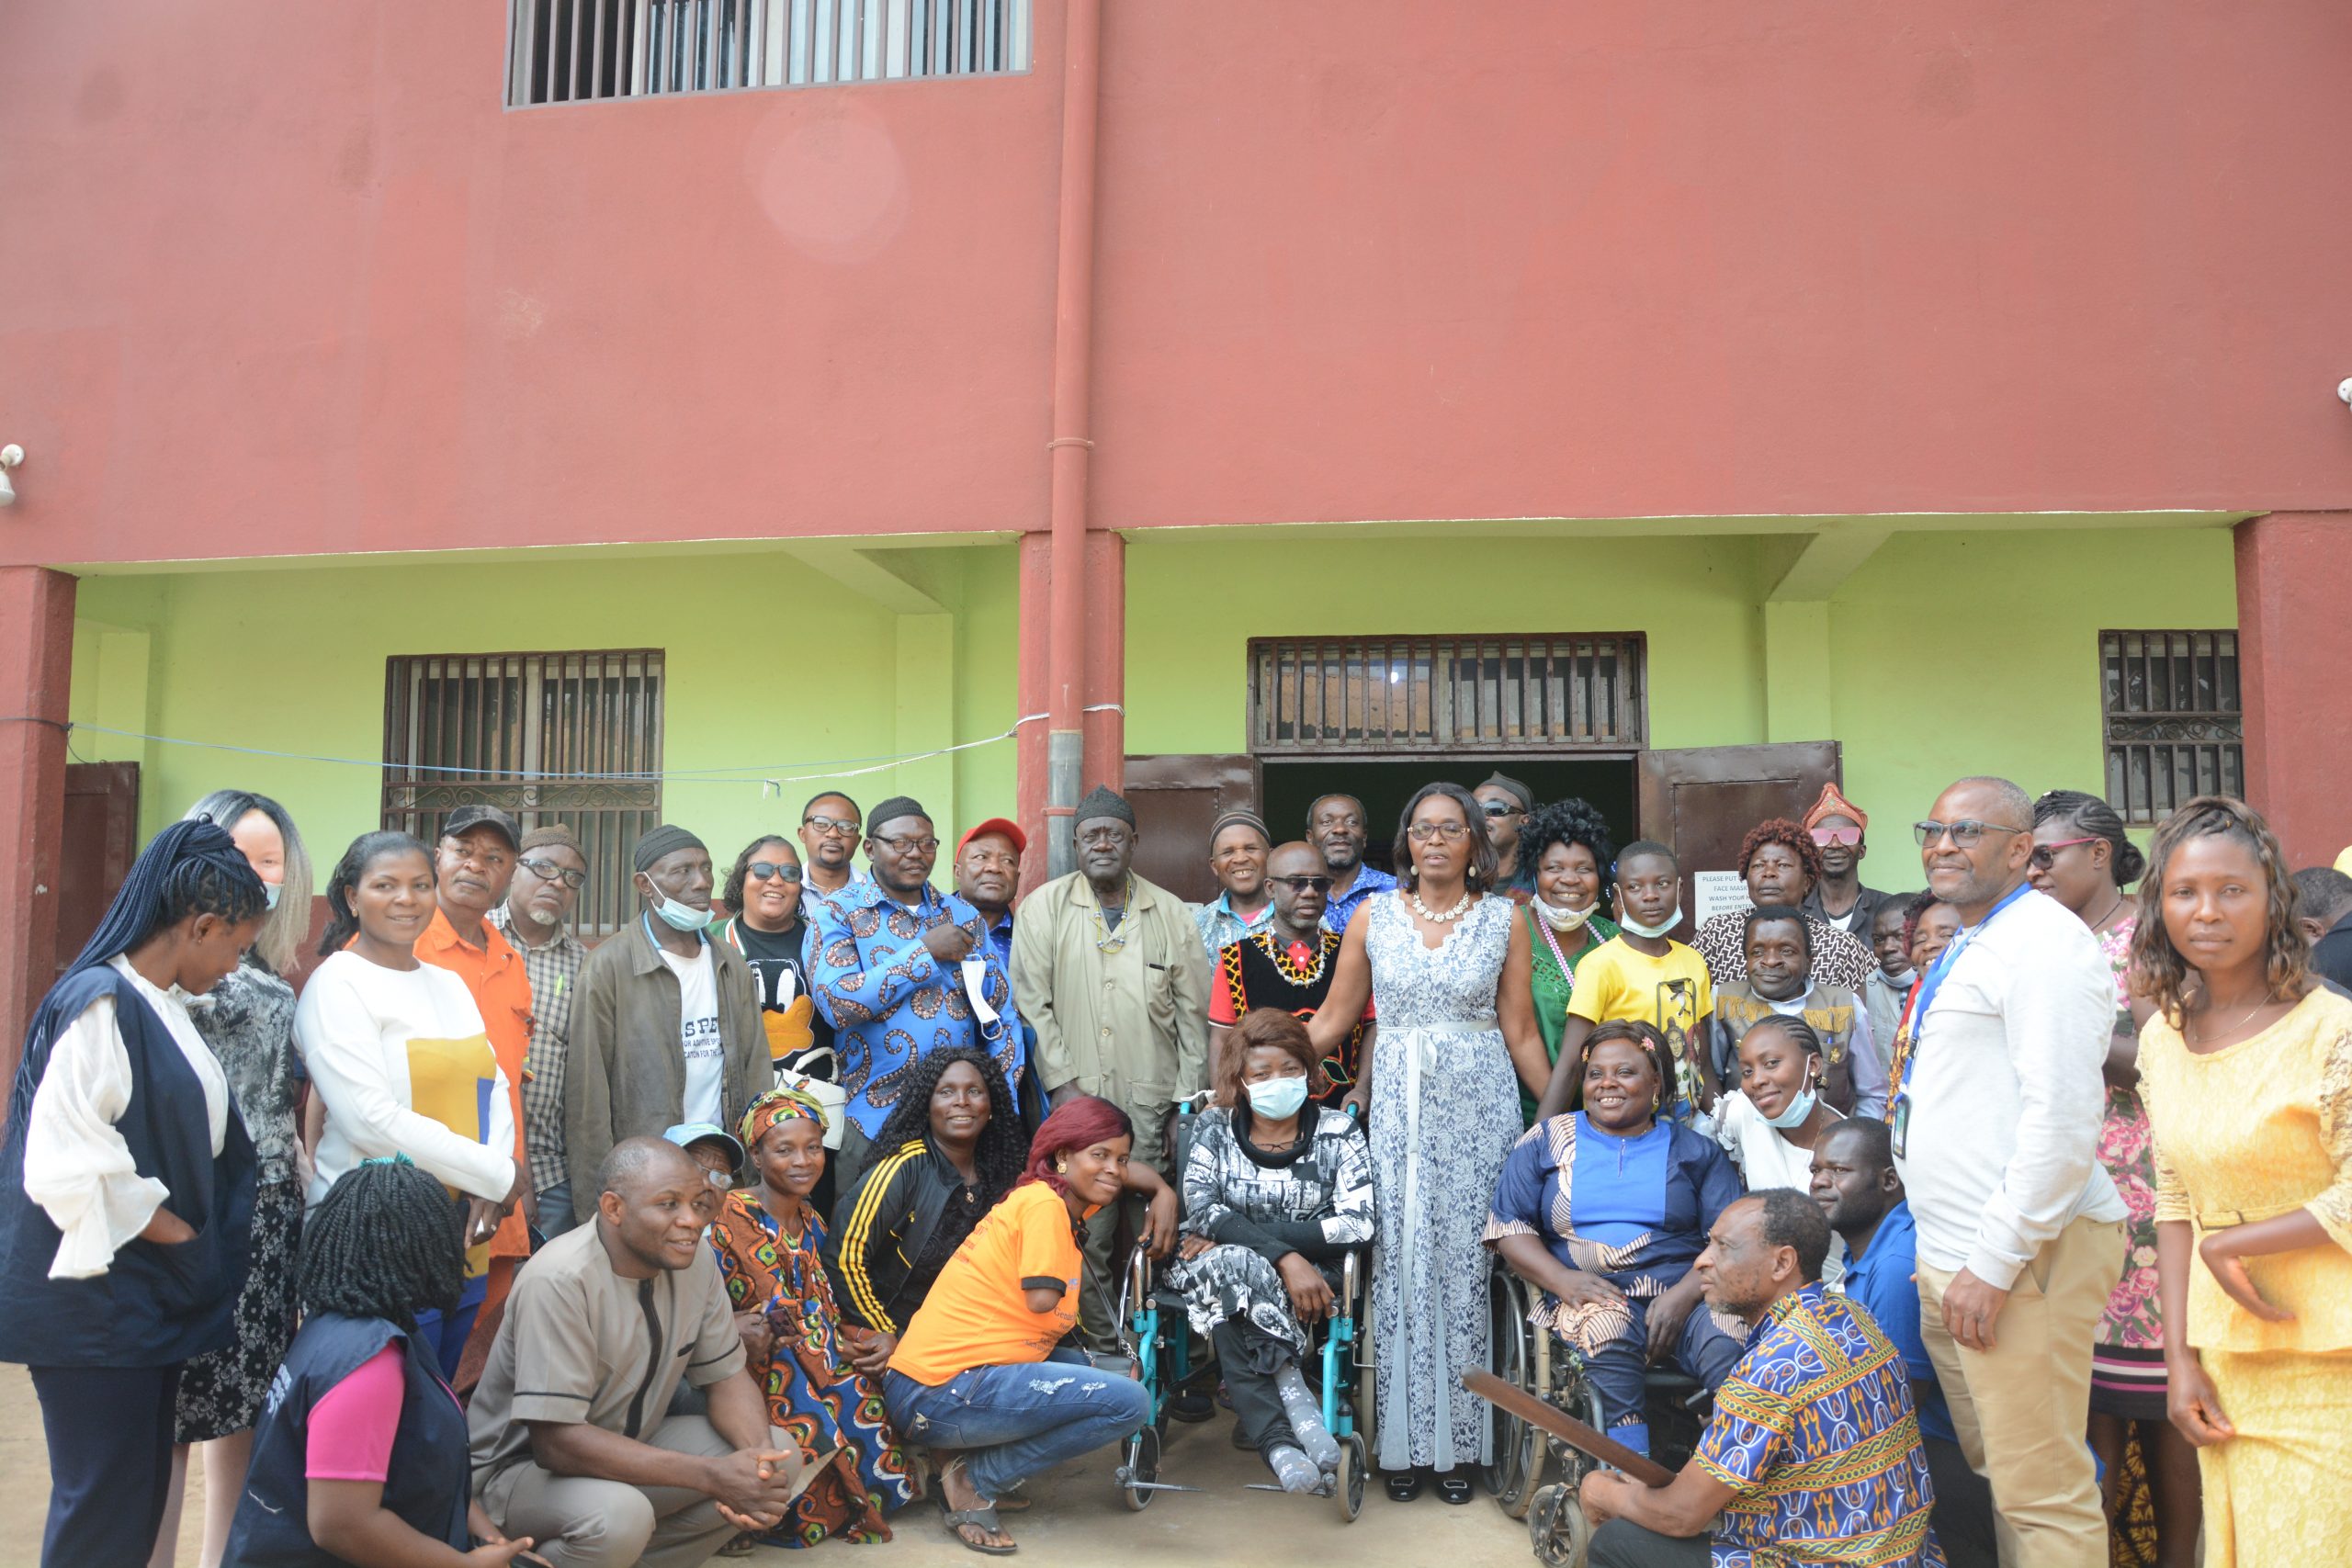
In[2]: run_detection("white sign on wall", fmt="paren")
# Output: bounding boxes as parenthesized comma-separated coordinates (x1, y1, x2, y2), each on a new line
(1691, 871, 1752, 928)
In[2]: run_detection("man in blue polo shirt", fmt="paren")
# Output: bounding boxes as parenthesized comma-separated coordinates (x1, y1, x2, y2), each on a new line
(1812, 1118, 1996, 1568)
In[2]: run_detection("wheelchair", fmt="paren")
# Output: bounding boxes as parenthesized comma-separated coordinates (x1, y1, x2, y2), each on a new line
(1486, 1258, 1713, 1567)
(1114, 1240, 1374, 1519)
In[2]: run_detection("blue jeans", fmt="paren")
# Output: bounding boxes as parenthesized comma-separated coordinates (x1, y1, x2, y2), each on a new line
(883, 1350, 1151, 1500)
(537, 1179, 580, 1240)
(1578, 1295, 1741, 1457)
(412, 1273, 490, 1382)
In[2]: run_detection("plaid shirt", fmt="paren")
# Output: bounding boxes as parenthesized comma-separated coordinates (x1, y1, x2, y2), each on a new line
(488, 904, 587, 1192)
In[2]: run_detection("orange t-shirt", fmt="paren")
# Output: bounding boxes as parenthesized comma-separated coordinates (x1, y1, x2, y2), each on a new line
(415, 907, 533, 1149)
(889, 1182, 1086, 1386)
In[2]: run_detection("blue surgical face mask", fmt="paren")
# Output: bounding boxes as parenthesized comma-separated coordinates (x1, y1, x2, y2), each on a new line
(1618, 906, 1681, 940)
(261, 881, 282, 911)
(644, 875, 707, 932)
(1245, 1075, 1310, 1121)
(1761, 1084, 1817, 1130)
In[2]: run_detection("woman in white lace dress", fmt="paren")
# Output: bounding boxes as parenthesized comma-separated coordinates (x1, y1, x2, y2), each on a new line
(1310, 782, 1548, 1503)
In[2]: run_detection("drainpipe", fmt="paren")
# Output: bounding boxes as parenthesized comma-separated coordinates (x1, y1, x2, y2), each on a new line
(1044, 0, 1102, 880)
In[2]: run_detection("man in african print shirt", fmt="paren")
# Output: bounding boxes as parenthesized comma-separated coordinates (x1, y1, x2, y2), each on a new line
(1577, 1190, 1945, 1568)
(1208, 840, 1374, 1106)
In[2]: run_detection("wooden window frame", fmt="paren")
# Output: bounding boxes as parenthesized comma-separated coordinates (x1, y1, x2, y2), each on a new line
(1247, 634, 1647, 758)
(2098, 628, 2243, 826)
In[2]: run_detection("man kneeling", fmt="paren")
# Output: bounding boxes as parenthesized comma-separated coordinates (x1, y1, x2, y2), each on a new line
(468, 1137, 802, 1568)
(1579, 1190, 1946, 1567)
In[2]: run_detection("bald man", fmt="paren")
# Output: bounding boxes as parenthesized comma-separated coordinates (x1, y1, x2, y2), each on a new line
(468, 1137, 799, 1568)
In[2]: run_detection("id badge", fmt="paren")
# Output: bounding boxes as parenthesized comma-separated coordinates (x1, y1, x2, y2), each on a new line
(1889, 1093, 1911, 1158)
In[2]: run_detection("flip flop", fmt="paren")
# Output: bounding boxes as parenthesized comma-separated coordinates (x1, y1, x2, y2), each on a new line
(943, 1505, 1018, 1556)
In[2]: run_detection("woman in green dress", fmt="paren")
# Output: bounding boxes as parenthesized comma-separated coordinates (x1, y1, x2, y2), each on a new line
(1514, 798, 1622, 1122)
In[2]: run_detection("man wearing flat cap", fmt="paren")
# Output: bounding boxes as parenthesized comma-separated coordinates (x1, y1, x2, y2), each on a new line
(563, 824, 764, 1224)
(1474, 772, 1538, 901)
(1012, 785, 1210, 1341)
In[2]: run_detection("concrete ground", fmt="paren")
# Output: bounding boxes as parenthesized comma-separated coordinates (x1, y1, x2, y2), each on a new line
(0, 1364, 1536, 1565)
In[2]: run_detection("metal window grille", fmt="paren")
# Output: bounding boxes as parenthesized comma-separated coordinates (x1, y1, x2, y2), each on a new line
(1248, 636, 1646, 755)
(2100, 629, 2243, 825)
(505, 0, 1030, 107)
(382, 650, 665, 938)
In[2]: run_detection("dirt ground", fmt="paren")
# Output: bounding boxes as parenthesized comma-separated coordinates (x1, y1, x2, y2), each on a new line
(0, 1363, 1537, 1565)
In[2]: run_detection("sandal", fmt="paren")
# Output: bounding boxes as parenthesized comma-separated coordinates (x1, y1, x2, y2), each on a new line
(943, 1505, 1017, 1556)
(1384, 1468, 1424, 1503)
(1434, 1469, 1476, 1506)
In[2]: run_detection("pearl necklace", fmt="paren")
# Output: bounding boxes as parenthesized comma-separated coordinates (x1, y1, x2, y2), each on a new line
(1408, 886, 1473, 922)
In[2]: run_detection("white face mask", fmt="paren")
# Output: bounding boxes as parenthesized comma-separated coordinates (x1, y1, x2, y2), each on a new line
(643, 874, 707, 932)
(1534, 897, 1594, 934)
(1245, 1075, 1310, 1121)
(1619, 906, 1682, 940)
(261, 881, 282, 911)
(1882, 964, 1917, 987)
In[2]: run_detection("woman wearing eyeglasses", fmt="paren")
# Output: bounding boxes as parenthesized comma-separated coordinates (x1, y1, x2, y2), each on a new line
(2132, 796, 2352, 1567)
(1308, 782, 1546, 1503)
(1689, 818, 1876, 992)
(714, 835, 833, 1086)
(1510, 798, 1623, 1124)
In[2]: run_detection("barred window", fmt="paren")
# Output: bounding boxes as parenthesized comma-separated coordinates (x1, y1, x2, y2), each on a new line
(1249, 635, 1645, 755)
(2100, 630, 2242, 825)
(382, 650, 664, 938)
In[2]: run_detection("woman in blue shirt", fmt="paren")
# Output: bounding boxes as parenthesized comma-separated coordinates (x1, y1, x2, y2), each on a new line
(1485, 1020, 1746, 1458)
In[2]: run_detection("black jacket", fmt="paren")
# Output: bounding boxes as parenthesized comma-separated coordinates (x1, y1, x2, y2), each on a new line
(826, 1134, 996, 1335)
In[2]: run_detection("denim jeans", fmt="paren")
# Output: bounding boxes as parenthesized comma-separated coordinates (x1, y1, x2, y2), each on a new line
(883, 1350, 1151, 1500)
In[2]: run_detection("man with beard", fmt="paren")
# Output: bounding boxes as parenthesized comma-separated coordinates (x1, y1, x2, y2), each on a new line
(806, 798, 1021, 1139)
(489, 823, 591, 1235)
(1208, 840, 1374, 1108)
(1012, 785, 1209, 1342)
(1309, 793, 1396, 936)
(1577, 1190, 1945, 1567)
(797, 792, 863, 904)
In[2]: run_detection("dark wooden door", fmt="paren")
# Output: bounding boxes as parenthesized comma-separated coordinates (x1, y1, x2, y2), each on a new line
(1636, 742, 1840, 938)
(1122, 754, 1263, 907)
(55, 761, 141, 976)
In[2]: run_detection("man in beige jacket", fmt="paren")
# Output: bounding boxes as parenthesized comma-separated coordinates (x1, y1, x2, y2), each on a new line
(1012, 785, 1210, 1340)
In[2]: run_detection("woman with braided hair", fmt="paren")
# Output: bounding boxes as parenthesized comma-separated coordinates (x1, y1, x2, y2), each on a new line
(710, 1087, 917, 1548)
(224, 1156, 538, 1566)
(2131, 795, 2352, 1565)
(0, 818, 266, 1567)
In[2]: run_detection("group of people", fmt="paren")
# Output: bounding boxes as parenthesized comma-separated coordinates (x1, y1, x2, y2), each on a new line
(0, 766, 2344, 1568)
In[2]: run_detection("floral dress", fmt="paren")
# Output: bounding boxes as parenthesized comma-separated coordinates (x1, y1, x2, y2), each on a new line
(2091, 917, 2166, 1420)
(710, 1190, 918, 1546)
(1363, 892, 1522, 1472)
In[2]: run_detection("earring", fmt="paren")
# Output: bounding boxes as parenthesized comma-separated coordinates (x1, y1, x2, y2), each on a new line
(1055, 1159, 1069, 1174)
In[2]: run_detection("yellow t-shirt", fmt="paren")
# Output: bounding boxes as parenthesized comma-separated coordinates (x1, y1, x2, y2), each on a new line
(889, 1181, 1083, 1386)
(1565, 936, 1714, 1108)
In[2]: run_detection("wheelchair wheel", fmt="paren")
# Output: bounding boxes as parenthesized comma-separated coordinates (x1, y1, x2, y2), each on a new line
(1120, 1427, 1161, 1512)
(1333, 1432, 1366, 1523)
(1486, 1266, 1544, 1517)
(1526, 1482, 1593, 1568)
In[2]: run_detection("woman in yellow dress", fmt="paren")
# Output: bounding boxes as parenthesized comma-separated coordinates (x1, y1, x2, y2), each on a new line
(2131, 795, 2352, 1567)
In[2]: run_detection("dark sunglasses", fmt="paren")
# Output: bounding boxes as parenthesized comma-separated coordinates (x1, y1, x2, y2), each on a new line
(1268, 874, 1336, 894)
(1481, 801, 1522, 818)
(517, 856, 586, 890)
(747, 861, 802, 884)
(2027, 836, 2098, 871)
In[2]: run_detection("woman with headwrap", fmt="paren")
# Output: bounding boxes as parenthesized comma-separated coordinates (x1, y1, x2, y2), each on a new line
(883, 1097, 1154, 1554)
(710, 1086, 917, 1548)
(0, 818, 266, 1567)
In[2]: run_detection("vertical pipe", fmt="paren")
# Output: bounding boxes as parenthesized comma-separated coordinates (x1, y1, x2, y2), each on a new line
(1044, 0, 1102, 879)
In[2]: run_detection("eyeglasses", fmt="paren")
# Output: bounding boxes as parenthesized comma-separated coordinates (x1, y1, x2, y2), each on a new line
(1407, 821, 1470, 843)
(1268, 874, 1336, 894)
(704, 1169, 734, 1190)
(517, 856, 586, 891)
(802, 815, 862, 838)
(1480, 801, 1522, 819)
(2027, 836, 2098, 871)
(1809, 826, 1863, 848)
(873, 833, 941, 855)
(1913, 819, 2031, 848)
(747, 861, 802, 884)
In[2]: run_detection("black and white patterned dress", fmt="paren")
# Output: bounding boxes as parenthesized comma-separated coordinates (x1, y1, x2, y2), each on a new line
(175, 957, 304, 1442)
(1362, 892, 1521, 1472)
(1166, 1105, 1374, 1357)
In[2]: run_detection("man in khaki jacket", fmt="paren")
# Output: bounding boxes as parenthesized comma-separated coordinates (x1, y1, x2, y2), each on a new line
(1012, 785, 1210, 1339)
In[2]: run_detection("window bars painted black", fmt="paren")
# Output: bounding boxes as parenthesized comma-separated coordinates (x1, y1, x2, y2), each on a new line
(2099, 629, 2244, 825)
(382, 650, 665, 938)
(506, 0, 1030, 107)
(1249, 636, 1646, 756)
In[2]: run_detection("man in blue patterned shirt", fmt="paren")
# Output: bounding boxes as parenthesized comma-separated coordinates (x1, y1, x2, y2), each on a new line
(1311, 794, 1398, 935)
(1578, 1189, 1945, 1568)
(804, 796, 1023, 1137)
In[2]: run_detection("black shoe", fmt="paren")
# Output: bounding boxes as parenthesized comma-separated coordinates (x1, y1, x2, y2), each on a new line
(1169, 1391, 1215, 1423)
(1433, 1468, 1476, 1506)
(1384, 1468, 1424, 1503)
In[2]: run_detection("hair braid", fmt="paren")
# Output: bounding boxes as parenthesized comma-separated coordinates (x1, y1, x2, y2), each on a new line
(296, 1158, 465, 1331)
(2031, 788, 2146, 886)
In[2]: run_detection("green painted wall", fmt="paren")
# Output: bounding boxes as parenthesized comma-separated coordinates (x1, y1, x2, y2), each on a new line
(69, 544, 1024, 859)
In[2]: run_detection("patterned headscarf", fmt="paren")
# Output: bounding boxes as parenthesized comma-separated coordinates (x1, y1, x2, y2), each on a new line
(737, 1085, 828, 1155)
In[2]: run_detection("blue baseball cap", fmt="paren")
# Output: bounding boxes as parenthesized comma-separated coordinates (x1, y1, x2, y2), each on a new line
(662, 1122, 744, 1166)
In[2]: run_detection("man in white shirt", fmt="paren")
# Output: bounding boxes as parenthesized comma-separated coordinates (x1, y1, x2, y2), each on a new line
(1893, 776, 2126, 1568)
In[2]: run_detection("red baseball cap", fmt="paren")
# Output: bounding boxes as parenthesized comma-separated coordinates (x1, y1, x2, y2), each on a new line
(958, 818, 1028, 856)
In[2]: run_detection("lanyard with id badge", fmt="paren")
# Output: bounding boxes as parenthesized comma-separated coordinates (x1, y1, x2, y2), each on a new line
(1887, 881, 2030, 1158)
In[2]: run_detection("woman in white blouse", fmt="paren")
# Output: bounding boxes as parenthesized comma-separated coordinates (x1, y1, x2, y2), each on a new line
(295, 829, 520, 1379)
(1712, 1015, 1848, 1281)
(0, 818, 267, 1568)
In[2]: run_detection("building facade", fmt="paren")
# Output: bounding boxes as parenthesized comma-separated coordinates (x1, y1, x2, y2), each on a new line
(4, 1, 2349, 1043)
